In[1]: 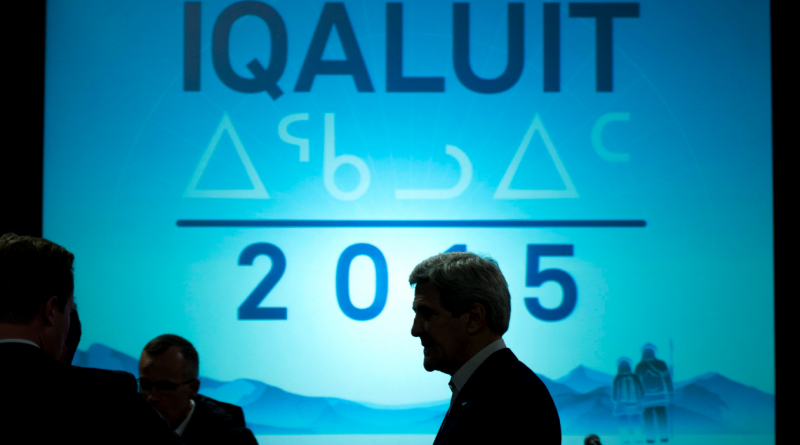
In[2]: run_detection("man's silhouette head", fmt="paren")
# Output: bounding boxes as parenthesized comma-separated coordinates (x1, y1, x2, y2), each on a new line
(584, 434, 602, 445)
(409, 252, 511, 375)
(0, 233, 75, 360)
(138, 334, 200, 428)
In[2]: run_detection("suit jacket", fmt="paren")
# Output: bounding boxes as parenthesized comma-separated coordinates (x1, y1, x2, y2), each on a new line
(208, 396, 246, 427)
(0, 342, 182, 444)
(181, 394, 257, 445)
(433, 348, 561, 445)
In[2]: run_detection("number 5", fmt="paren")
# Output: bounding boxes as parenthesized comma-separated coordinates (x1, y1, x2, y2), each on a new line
(524, 244, 577, 322)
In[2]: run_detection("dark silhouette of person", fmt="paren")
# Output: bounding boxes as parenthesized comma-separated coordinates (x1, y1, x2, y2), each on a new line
(409, 252, 561, 445)
(584, 434, 602, 445)
(612, 357, 644, 443)
(61, 308, 81, 365)
(635, 344, 673, 443)
(0, 233, 182, 444)
(139, 334, 257, 444)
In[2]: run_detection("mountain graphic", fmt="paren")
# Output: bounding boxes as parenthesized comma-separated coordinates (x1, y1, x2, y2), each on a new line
(539, 374, 580, 397)
(556, 365, 614, 393)
(73, 344, 445, 434)
(73, 344, 774, 435)
(675, 373, 775, 434)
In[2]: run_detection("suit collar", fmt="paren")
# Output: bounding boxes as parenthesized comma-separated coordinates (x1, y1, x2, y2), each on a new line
(449, 338, 506, 398)
(0, 341, 61, 374)
(434, 348, 518, 445)
(0, 339, 41, 348)
(174, 399, 196, 436)
(454, 348, 517, 404)
(0, 341, 48, 357)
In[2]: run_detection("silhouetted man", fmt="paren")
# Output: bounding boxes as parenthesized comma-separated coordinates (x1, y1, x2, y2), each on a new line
(139, 334, 257, 444)
(585, 434, 602, 445)
(635, 344, 673, 443)
(409, 252, 561, 445)
(0, 233, 181, 444)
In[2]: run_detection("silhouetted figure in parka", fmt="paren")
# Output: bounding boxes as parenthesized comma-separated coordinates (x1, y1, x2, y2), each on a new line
(635, 344, 673, 443)
(612, 357, 644, 443)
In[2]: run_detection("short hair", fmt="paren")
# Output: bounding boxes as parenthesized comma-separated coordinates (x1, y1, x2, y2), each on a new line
(0, 233, 74, 324)
(143, 334, 199, 380)
(409, 252, 511, 335)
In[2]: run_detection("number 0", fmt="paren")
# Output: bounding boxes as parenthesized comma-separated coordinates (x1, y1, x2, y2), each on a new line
(336, 243, 388, 321)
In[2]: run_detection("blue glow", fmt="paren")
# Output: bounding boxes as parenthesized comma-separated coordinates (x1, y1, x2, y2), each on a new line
(45, 0, 773, 441)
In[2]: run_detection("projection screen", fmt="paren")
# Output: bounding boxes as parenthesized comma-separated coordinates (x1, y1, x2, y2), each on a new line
(43, 1, 774, 443)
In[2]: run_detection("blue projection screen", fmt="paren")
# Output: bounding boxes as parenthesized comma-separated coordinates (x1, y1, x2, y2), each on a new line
(44, 1, 773, 444)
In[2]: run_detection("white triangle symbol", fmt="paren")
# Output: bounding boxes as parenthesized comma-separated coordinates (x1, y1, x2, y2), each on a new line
(183, 114, 269, 199)
(493, 114, 578, 199)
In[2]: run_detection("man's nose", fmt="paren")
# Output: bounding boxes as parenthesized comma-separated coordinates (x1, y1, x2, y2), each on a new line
(144, 391, 159, 403)
(410, 317, 422, 337)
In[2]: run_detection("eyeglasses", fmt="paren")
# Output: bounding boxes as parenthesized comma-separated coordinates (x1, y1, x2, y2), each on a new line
(137, 377, 195, 394)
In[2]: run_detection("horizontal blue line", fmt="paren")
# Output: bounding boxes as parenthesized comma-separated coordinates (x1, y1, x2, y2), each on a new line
(177, 220, 646, 228)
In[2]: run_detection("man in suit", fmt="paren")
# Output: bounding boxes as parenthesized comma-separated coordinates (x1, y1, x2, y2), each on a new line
(0, 233, 181, 444)
(138, 334, 258, 444)
(409, 252, 561, 444)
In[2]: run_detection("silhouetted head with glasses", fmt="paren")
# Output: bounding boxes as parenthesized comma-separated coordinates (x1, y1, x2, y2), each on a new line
(138, 334, 200, 428)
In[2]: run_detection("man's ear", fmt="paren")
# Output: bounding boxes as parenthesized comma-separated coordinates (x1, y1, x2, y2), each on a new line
(465, 302, 487, 334)
(41, 296, 60, 327)
(188, 378, 200, 398)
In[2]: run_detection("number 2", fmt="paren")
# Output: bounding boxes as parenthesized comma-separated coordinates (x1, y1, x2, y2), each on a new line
(238, 243, 287, 320)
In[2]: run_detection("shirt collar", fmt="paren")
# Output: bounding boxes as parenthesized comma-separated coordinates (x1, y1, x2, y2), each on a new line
(0, 339, 41, 349)
(174, 399, 196, 436)
(448, 338, 506, 401)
